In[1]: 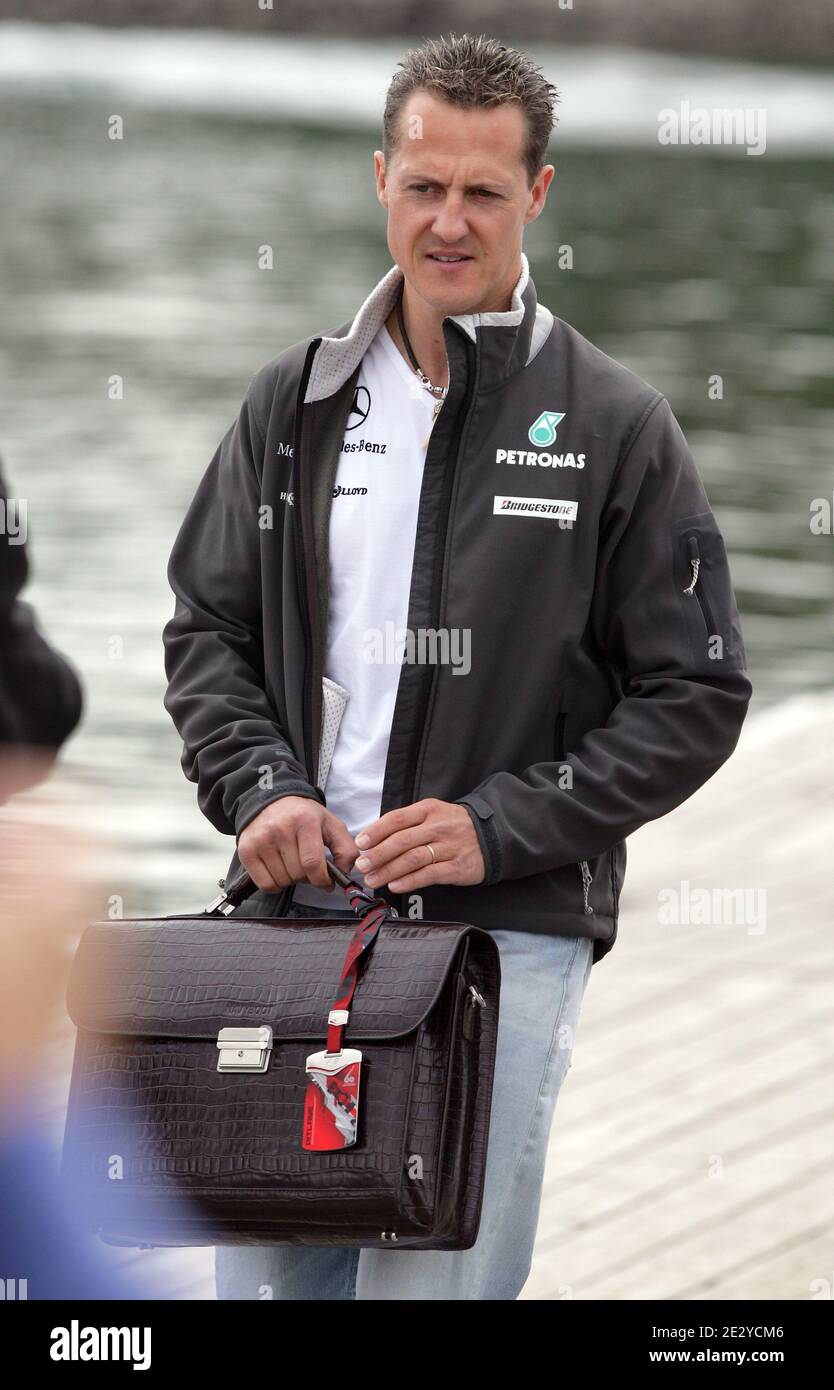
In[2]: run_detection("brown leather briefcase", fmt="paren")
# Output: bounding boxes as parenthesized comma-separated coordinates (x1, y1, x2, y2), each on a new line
(61, 864, 500, 1250)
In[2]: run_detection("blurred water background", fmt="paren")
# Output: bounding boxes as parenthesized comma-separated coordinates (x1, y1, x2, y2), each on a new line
(2, 22, 833, 915)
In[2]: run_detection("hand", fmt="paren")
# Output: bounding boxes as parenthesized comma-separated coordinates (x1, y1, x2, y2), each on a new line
(238, 796, 357, 894)
(353, 798, 485, 894)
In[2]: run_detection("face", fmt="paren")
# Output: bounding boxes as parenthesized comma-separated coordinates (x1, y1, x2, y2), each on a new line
(374, 90, 554, 317)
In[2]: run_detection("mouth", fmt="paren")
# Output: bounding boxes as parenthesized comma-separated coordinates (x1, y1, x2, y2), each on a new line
(426, 252, 473, 266)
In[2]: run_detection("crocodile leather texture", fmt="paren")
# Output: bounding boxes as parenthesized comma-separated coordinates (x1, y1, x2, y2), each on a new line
(62, 913, 501, 1251)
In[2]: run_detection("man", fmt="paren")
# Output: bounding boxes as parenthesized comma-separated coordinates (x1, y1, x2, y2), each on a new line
(163, 34, 752, 1300)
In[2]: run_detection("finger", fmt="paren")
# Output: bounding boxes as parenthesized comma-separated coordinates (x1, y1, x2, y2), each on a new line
(354, 801, 428, 851)
(323, 815, 360, 877)
(270, 829, 304, 887)
(387, 859, 451, 893)
(295, 817, 332, 890)
(364, 841, 446, 890)
(245, 849, 288, 893)
(357, 820, 440, 878)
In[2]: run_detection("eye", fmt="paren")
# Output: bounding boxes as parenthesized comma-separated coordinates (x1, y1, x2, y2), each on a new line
(474, 188, 499, 198)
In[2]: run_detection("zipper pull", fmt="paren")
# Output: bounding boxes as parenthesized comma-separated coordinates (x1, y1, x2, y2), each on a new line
(683, 534, 701, 595)
(579, 860, 595, 915)
(464, 983, 485, 1040)
(420, 398, 444, 451)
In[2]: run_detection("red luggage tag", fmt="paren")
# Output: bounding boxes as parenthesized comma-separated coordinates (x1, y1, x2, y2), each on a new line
(303, 1047, 362, 1151)
(301, 895, 388, 1153)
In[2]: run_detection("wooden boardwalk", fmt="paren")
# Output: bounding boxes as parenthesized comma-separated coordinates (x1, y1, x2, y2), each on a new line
(36, 691, 834, 1300)
(524, 690, 834, 1300)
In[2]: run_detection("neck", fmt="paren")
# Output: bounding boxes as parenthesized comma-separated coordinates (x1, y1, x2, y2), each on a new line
(385, 264, 521, 389)
(386, 285, 449, 391)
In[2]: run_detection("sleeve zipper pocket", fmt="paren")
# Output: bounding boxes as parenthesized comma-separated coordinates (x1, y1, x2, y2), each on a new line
(682, 533, 718, 637)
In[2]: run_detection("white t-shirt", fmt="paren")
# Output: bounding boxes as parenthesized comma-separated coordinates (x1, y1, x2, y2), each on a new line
(292, 322, 440, 909)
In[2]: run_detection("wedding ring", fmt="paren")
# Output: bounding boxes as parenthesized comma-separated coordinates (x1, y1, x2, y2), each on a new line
(426, 843, 437, 865)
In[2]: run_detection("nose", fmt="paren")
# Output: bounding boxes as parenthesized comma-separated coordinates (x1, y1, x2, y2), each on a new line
(430, 193, 469, 245)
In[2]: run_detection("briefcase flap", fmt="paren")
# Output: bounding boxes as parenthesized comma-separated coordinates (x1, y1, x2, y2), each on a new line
(66, 917, 476, 1044)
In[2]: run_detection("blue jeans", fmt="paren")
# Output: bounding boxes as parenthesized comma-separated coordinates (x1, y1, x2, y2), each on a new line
(215, 898, 594, 1300)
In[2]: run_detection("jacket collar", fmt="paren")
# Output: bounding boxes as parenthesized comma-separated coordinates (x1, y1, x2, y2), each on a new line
(304, 252, 552, 404)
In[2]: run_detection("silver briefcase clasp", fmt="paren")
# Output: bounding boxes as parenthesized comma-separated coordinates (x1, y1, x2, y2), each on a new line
(216, 1025, 273, 1073)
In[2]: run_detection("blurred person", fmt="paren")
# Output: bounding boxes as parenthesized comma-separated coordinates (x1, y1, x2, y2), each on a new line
(0, 814, 166, 1299)
(163, 34, 752, 1299)
(0, 817, 102, 1298)
(0, 457, 83, 800)
(0, 456, 150, 1297)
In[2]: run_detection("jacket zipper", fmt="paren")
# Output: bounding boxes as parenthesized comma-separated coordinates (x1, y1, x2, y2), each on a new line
(683, 533, 718, 637)
(407, 329, 477, 811)
(292, 338, 323, 791)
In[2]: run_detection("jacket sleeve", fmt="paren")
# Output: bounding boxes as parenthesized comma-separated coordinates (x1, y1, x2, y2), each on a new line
(162, 385, 324, 838)
(455, 395, 753, 884)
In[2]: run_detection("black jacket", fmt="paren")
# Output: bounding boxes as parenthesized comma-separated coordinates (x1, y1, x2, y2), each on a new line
(163, 256, 752, 963)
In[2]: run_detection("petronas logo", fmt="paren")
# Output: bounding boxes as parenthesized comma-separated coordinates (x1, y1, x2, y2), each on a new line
(528, 411, 565, 447)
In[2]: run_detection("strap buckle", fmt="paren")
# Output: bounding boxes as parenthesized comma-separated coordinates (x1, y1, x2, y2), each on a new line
(206, 889, 236, 917)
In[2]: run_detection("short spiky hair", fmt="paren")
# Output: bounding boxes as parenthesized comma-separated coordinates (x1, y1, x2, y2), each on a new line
(382, 33, 559, 187)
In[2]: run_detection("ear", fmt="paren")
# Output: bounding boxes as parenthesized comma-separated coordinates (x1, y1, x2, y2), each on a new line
(374, 151, 389, 209)
(524, 163, 555, 225)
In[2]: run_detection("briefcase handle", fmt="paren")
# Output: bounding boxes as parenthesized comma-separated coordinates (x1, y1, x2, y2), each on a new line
(206, 859, 398, 920)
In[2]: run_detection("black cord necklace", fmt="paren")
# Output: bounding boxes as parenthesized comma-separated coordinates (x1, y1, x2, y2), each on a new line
(395, 284, 448, 400)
